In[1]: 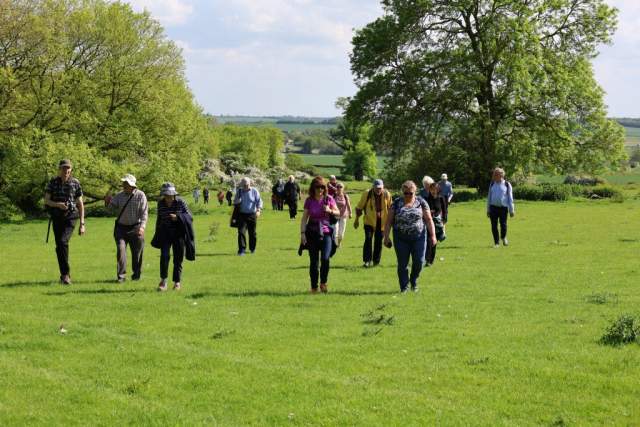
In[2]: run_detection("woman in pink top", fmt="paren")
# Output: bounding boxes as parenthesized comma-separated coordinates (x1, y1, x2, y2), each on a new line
(333, 183, 352, 248)
(300, 176, 339, 293)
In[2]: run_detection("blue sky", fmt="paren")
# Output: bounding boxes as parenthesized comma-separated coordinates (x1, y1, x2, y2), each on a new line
(128, 0, 640, 118)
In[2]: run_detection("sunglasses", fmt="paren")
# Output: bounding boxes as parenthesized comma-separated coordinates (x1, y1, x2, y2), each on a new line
(403, 192, 414, 196)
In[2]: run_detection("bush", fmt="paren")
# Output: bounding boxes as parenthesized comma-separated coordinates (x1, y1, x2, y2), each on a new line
(513, 185, 543, 201)
(337, 174, 355, 182)
(453, 188, 481, 202)
(599, 314, 640, 346)
(541, 185, 572, 201)
(589, 185, 624, 199)
(563, 174, 607, 186)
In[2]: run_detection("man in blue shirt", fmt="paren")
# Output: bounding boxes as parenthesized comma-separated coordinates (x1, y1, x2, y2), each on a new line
(486, 168, 515, 248)
(233, 177, 263, 256)
(437, 173, 453, 223)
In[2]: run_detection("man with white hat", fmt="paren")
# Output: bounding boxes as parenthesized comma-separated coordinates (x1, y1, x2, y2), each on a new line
(233, 177, 263, 256)
(105, 174, 148, 282)
(354, 178, 393, 268)
(437, 173, 453, 223)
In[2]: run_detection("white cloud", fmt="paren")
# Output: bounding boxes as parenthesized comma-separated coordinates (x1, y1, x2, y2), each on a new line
(127, 0, 194, 26)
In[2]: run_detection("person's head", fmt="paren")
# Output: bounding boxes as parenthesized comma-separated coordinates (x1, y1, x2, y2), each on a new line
(309, 176, 328, 198)
(373, 178, 384, 195)
(160, 182, 179, 204)
(278, 178, 283, 184)
(493, 168, 505, 182)
(120, 174, 137, 195)
(429, 182, 441, 197)
(336, 182, 345, 194)
(240, 177, 251, 190)
(402, 181, 417, 200)
(288, 175, 295, 183)
(329, 175, 337, 183)
(441, 173, 448, 182)
(58, 159, 72, 180)
(422, 175, 434, 190)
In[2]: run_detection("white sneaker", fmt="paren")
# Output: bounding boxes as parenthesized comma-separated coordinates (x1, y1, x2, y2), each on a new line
(493, 244, 500, 248)
(502, 238, 509, 246)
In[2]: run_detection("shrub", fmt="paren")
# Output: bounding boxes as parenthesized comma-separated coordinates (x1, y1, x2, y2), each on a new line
(453, 188, 481, 202)
(541, 185, 572, 201)
(599, 314, 640, 346)
(563, 174, 607, 186)
(513, 185, 543, 201)
(588, 185, 624, 199)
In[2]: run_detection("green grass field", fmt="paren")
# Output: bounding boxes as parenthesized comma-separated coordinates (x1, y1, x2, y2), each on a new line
(300, 154, 387, 177)
(1, 195, 640, 425)
(217, 116, 336, 132)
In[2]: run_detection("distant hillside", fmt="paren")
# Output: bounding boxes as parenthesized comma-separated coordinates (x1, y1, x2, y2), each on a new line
(613, 118, 640, 128)
(213, 116, 340, 132)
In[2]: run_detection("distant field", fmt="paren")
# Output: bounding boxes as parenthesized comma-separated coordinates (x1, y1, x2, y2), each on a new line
(216, 116, 336, 132)
(300, 154, 387, 174)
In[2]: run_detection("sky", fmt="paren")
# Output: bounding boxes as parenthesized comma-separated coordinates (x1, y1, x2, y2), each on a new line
(127, 0, 640, 118)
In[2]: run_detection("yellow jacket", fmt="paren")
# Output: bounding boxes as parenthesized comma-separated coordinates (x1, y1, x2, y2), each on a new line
(355, 188, 393, 230)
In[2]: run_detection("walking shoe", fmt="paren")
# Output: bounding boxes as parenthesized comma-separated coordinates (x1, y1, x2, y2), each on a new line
(363, 261, 371, 268)
(401, 287, 408, 294)
(320, 284, 328, 293)
(411, 284, 419, 292)
(157, 282, 167, 291)
(173, 283, 181, 291)
(493, 243, 500, 248)
(117, 278, 126, 283)
(238, 251, 245, 257)
(131, 275, 140, 281)
(337, 244, 342, 249)
(61, 275, 71, 285)
(373, 261, 380, 267)
(250, 250, 256, 254)
(502, 238, 509, 246)
(311, 288, 318, 294)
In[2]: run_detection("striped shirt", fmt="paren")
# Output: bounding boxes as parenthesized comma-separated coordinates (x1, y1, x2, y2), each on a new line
(156, 197, 190, 233)
(107, 189, 148, 228)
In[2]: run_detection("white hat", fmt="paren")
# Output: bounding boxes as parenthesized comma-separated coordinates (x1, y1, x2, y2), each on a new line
(120, 174, 137, 187)
(441, 173, 448, 180)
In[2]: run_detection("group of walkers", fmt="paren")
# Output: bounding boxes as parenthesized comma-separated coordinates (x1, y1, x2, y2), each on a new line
(45, 159, 515, 294)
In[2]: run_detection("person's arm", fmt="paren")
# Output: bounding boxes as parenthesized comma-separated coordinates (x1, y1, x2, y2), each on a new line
(77, 196, 85, 235)
(486, 184, 492, 218)
(325, 198, 339, 216)
(346, 195, 352, 218)
(354, 192, 366, 229)
(138, 194, 148, 236)
(255, 189, 263, 217)
(507, 183, 515, 217)
(44, 192, 68, 211)
(383, 209, 395, 247)
(300, 207, 309, 245)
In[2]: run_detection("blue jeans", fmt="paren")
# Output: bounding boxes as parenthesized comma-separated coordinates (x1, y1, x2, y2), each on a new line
(160, 233, 185, 283)
(393, 228, 427, 291)
(307, 232, 332, 288)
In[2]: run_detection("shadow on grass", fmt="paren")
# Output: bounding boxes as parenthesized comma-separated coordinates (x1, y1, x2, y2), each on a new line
(1, 280, 55, 288)
(436, 245, 463, 250)
(45, 288, 144, 296)
(196, 253, 234, 257)
(224, 289, 397, 297)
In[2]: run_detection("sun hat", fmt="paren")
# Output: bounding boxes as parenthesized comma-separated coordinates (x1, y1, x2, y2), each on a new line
(159, 182, 179, 196)
(59, 159, 72, 168)
(373, 179, 384, 189)
(120, 174, 137, 187)
(441, 173, 448, 180)
(240, 177, 251, 186)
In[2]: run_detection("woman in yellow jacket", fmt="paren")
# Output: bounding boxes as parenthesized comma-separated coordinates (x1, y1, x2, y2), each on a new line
(353, 179, 393, 268)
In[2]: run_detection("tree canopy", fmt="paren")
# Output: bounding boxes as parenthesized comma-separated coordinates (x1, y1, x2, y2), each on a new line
(344, 0, 626, 190)
(0, 0, 217, 216)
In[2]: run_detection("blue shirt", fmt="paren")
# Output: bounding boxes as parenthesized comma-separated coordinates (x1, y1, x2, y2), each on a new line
(233, 187, 263, 213)
(437, 181, 453, 201)
(487, 180, 514, 214)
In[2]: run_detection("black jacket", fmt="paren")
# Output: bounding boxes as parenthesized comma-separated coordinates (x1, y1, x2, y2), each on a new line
(151, 212, 196, 261)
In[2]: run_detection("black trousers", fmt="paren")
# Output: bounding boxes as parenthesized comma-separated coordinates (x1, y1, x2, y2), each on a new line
(114, 223, 145, 280)
(363, 217, 383, 264)
(52, 216, 77, 278)
(237, 212, 257, 252)
(489, 205, 509, 244)
(307, 232, 332, 288)
(288, 200, 298, 218)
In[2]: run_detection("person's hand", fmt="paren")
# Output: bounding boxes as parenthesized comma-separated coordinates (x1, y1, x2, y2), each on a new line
(353, 218, 359, 229)
(510, 212, 514, 218)
(486, 212, 490, 218)
(301, 233, 307, 245)
(104, 194, 114, 208)
(430, 236, 437, 247)
(170, 214, 177, 221)
(324, 205, 332, 214)
(137, 227, 145, 236)
(255, 211, 261, 218)
(78, 224, 85, 236)
(384, 236, 391, 247)
(59, 202, 68, 211)
(349, 213, 352, 219)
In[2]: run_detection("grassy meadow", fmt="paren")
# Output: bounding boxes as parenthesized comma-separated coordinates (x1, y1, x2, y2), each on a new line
(1, 193, 640, 425)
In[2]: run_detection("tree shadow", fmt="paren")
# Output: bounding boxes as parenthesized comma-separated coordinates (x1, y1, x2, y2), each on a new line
(196, 253, 234, 257)
(436, 245, 463, 249)
(1, 280, 55, 288)
(45, 288, 145, 296)
(224, 289, 397, 298)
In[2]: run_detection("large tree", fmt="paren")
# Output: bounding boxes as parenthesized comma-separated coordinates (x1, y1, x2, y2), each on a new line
(0, 0, 217, 216)
(344, 0, 625, 190)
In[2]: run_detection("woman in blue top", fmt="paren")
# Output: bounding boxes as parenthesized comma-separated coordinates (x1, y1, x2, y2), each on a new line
(384, 181, 437, 293)
(300, 176, 339, 294)
(486, 168, 515, 248)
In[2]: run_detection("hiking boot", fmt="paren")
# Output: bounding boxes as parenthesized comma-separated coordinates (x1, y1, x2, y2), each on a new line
(173, 283, 181, 291)
(238, 251, 245, 257)
(411, 284, 419, 292)
(401, 287, 408, 294)
(363, 261, 371, 268)
(61, 275, 71, 285)
(320, 284, 328, 293)
(157, 282, 167, 292)
(502, 238, 509, 246)
(250, 250, 256, 254)
(373, 261, 380, 267)
(117, 278, 126, 283)
(493, 243, 500, 248)
(131, 275, 140, 281)
(311, 288, 318, 294)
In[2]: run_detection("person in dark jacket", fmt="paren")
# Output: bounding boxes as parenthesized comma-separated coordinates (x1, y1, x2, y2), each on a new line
(151, 183, 193, 291)
(424, 183, 447, 266)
